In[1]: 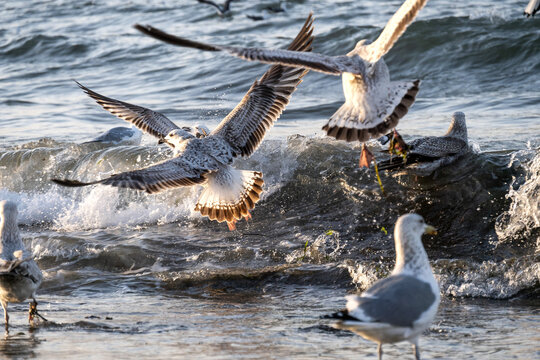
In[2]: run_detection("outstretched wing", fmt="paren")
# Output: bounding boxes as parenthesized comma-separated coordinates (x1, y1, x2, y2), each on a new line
(135, 14, 363, 76)
(209, 13, 314, 157)
(76, 81, 180, 140)
(52, 149, 215, 194)
(365, 0, 429, 63)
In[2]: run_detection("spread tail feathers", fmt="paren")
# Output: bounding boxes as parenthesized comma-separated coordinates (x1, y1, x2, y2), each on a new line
(322, 80, 420, 142)
(195, 167, 264, 230)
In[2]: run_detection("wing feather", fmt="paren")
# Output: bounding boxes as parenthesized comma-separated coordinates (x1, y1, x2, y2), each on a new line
(52, 151, 215, 194)
(76, 81, 180, 140)
(209, 13, 315, 157)
(409, 136, 467, 158)
(365, 0, 429, 63)
(135, 14, 362, 76)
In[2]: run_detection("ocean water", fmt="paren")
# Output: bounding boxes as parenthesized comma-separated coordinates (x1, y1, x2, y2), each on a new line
(0, 0, 539, 359)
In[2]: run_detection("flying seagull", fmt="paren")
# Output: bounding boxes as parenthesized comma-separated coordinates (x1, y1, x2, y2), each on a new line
(524, 0, 540, 17)
(378, 111, 469, 176)
(196, 0, 235, 16)
(0, 201, 44, 332)
(325, 213, 440, 360)
(135, 0, 428, 164)
(52, 14, 314, 230)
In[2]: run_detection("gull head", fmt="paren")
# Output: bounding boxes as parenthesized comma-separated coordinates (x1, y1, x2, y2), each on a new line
(394, 213, 436, 273)
(160, 129, 194, 149)
(182, 124, 210, 139)
(0, 200, 18, 219)
(395, 213, 436, 250)
(348, 39, 371, 57)
(447, 111, 468, 141)
(0, 200, 19, 227)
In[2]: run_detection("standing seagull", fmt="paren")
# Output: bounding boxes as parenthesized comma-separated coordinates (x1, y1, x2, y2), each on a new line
(524, 0, 540, 17)
(325, 213, 439, 360)
(135, 0, 428, 160)
(378, 111, 469, 176)
(52, 15, 314, 230)
(0, 201, 44, 332)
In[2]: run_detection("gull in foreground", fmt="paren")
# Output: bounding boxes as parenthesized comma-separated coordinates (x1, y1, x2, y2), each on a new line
(325, 213, 439, 360)
(135, 0, 428, 164)
(0, 201, 44, 332)
(524, 0, 539, 17)
(52, 15, 314, 230)
(378, 111, 469, 176)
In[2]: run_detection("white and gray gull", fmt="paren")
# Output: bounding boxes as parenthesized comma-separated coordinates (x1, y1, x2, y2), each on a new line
(52, 14, 314, 230)
(0, 200, 44, 332)
(378, 111, 469, 176)
(325, 213, 440, 360)
(135, 0, 428, 147)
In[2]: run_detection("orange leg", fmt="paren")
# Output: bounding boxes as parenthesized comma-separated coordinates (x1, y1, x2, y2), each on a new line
(359, 144, 374, 168)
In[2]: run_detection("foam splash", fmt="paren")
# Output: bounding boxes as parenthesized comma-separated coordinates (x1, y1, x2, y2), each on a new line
(0, 137, 305, 230)
(495, 150, 540, 249)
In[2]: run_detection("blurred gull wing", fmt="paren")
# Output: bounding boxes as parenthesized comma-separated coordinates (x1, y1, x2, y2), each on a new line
(76, 81, 181, 140)
(365, 0, 429, 63)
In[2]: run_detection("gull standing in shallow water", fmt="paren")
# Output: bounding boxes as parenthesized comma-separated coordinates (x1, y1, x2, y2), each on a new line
(325, 213, 439, 360)
(52, 14, 314, 230)
(378, 111, 469, 176)
(135, 0, 428, 165)
(0, 201, 44, 332)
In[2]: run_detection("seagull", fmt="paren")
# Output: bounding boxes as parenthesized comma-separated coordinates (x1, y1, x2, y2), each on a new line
(82, 126, 143, 145)
(196, 0, 235, 16)
(52, 14, 314, 231)
(378, 111, 469, 176)
(0, 200, 44, 332)
(135, 0, 428, 165)
(325, 213, 439, 360)
(524, 0, 540, 17)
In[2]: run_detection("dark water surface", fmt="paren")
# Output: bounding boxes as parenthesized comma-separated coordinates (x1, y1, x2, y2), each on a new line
(0, 0, 539, 358)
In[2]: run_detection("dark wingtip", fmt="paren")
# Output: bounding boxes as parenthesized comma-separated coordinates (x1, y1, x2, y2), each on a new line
(51, 178, 92, 187)
(134, 23, 221, 52)
(377, 157, 406, 171)
(321, 309, 358, 321)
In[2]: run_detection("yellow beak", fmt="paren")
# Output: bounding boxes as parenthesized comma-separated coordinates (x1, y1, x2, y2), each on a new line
(424, 224, 437, 235)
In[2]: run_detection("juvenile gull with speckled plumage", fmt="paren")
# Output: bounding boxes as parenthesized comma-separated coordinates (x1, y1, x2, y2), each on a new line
(52, 15, 314, 230)
(325, 213, 440, 360)
(135, 0, 429, 165)
(378, 111, 469, 176)
(0, 200, 44, 332)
